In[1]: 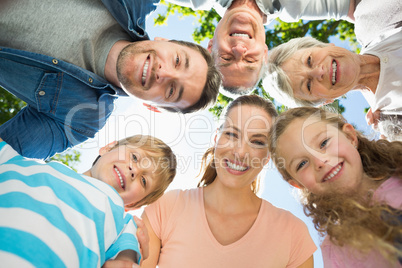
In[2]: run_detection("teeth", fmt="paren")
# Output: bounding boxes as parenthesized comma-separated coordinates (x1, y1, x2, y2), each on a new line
(227, 161, 247, 171)
(323, 164, 342, 182)
(142, 59, 149, 85)
(332, 60, 337, 85)
(114, 167, 124, 189)
(231, 33, 250, 38)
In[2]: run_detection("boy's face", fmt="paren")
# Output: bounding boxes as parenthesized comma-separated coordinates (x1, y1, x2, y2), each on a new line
(90, 144, 159, 208)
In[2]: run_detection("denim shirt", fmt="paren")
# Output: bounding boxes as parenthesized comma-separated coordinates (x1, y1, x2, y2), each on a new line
(0, 0, 160, 159)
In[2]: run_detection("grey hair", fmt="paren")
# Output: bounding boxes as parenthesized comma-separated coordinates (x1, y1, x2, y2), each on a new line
(266, 37, 331, 107)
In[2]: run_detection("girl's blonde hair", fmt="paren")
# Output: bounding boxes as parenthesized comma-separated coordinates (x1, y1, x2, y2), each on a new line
(197, 95, 278, 193)
(268, 107, 402, 262)
(106, 135, 177, 208)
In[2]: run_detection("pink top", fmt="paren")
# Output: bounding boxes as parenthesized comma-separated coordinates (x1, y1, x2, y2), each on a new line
(321, 177, 402, 268)
(145, 188, 316, 268)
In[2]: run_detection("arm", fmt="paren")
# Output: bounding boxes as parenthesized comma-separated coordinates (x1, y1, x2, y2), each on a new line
(140, 212, 162, 268)
(346, 0, 361, 22)
(297, 255, 314, 268)
(277, 0, 352, 22)
(102, 250, 139, 268)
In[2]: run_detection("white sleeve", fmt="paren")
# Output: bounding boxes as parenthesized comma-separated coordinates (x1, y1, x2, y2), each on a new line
(0, 142, 19, 165)
(277, 0, 350, 22)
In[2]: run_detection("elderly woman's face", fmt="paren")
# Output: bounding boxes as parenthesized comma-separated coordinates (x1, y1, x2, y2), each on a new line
(281, 44, 361, 103)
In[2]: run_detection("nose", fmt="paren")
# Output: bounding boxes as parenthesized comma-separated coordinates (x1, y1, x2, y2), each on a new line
(232, 140, 248, 160)
(310, 65, 324, 81)
(128, 166, 135, 181)
(231, 44, 247, 59)
(155, 64, 176, 84)
(313, 156, 328, 170)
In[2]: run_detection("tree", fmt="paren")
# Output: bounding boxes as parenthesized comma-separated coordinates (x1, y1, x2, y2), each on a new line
(155, 1, 357, 117)
(0, 86, 81, 168)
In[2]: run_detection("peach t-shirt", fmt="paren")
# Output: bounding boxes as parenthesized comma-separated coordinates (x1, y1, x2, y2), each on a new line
(145, 188, 317, 267)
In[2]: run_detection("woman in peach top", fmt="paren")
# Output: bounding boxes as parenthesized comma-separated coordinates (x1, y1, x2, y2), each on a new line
(142, 95, 316, 268)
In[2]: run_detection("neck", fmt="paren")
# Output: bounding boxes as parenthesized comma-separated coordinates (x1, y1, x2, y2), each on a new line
(356, 54, 381, 94)
(104, 40, 131, 87)
(82, 170, 92, 177)
(203, 179, 261, 214)
(229, 0, 266, 23)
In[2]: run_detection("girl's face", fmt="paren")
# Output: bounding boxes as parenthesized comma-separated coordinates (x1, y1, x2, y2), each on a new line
(89, 144, 159, 207)
(277, 117, 363, 195)
(214, 105, 272, 189)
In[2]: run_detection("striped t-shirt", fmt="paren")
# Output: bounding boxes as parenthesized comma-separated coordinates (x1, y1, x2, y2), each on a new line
(0, 141, 140, 267)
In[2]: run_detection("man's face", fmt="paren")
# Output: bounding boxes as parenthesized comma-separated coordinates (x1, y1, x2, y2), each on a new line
(209, 5, 267, 90)
(117, 39, 208, 110)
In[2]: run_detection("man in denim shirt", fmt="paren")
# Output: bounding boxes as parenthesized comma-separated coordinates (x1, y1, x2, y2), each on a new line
(0, 0, 221, 159)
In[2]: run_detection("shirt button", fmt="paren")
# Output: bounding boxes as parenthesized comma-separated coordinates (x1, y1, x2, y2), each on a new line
(88, 77, 93, 83)
(383, 56, 388, 63)
(52, 59, 58, 64)
(39, 90, 46, 96)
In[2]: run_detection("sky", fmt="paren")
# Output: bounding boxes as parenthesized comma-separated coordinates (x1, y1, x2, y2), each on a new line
(73, 4, 376, 267)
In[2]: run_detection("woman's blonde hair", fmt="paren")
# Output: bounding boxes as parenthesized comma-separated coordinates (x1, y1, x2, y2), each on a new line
(99, 135, 177, 208)
(268, 107, 402, 262)
(197, 95, 278, 193)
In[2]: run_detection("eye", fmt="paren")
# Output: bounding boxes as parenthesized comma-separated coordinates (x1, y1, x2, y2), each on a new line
(175, 55, 180, 67)
(220, 55, 232, 61)
(296, 160, 308, 171)
(168, 85, 174, 99)
(307, 79, 312, 92)
(307, 55, 312, 67)
(320, 138, 330, 149)
(132, 154, 138, 162)
(225, 131, 238, 138)
(141, 177, 147, 187)
(252, 140, 266, 147)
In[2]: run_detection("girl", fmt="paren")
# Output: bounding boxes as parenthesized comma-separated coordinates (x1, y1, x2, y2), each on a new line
(268, 107, 402, 267)
(142, 95, 316, 268)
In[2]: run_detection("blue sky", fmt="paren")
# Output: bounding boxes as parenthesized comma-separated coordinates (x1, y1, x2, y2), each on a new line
(74, 4, 375, 267)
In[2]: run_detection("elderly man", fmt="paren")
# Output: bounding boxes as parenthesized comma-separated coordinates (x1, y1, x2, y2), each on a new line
(0, 0, 221, 159)
(167, 0, 357, 95)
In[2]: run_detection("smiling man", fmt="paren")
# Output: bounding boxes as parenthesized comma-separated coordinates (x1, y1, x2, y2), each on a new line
(167, 0, 357, 95)
(0, 0, 220, 159)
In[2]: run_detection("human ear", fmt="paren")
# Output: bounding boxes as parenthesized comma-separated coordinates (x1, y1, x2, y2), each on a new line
(318, 99, 334, 107)
(207, 39, 213, 53)
(288, 179, 303, 189)
(154, 37, 169, 41)
(263, 154, 271, 166)
(124, 204, 136, 211)
(99, 141, 118, 155)
(342, 123, 358, 147)
(213, 128, 220, 145)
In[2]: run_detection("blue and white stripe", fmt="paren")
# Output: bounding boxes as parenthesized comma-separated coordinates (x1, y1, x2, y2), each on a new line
(0, 142, 140, 267)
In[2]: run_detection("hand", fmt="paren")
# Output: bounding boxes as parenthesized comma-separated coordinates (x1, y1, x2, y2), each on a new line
(102, 259, 139, 268)
(365, 108, 381, 130)
(133, 215, 149, 262)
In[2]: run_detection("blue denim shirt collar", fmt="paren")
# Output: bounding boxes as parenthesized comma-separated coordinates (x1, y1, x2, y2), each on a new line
(101, 0, 161, 41)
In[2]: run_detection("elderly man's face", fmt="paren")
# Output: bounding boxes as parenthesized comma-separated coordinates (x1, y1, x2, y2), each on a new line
(208, 4, 267, 91)
(117, 39, 208, 111)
